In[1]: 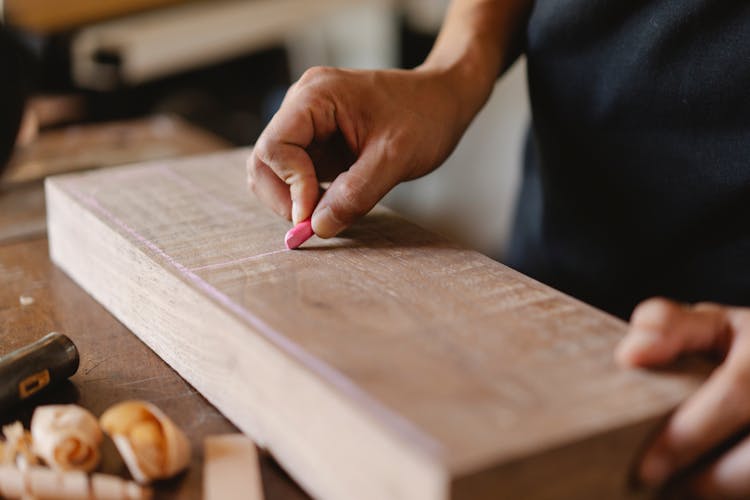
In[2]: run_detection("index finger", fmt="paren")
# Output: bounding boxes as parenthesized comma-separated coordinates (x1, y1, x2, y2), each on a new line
(253, 89, 338, 223)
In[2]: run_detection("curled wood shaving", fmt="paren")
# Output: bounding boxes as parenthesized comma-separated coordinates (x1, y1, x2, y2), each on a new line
(30, 405, 103, 472)
(100, 401, 190, 484)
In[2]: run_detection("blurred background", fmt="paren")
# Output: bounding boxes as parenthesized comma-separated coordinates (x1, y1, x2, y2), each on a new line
(1, 0, 529, 259)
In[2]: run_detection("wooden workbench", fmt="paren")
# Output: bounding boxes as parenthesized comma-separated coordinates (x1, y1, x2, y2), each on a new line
(0, 116, 305, 498)
(0, 236, 310, 499)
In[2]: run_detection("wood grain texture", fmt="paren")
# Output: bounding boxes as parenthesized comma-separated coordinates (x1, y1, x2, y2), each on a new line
(0, 238, 310, 500)
(46, 148, 706, 499)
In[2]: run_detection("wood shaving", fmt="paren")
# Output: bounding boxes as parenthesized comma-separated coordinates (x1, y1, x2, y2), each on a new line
(1, 422, 39, 468)
(31, 405, 102, 472)
(100, 401, 190, 484)
(0, 464, 152, 499)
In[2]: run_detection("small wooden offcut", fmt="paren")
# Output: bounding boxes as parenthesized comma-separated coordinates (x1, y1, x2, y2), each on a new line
(46, 149, 703, 499)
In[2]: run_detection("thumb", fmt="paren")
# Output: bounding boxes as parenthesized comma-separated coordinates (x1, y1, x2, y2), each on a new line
(311, 147, 400, 238)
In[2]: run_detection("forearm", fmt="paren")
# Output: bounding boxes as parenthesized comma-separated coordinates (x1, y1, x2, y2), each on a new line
(418, 0, 532, 125)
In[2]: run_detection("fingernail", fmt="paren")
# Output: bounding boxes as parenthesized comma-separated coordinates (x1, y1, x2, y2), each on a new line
(616, 330, 660, 365)
(311, 206, 344, 238)
(639, 452, 671, 488)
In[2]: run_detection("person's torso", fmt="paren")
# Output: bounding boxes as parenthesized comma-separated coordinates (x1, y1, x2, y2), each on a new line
(509, 0, 750, 317)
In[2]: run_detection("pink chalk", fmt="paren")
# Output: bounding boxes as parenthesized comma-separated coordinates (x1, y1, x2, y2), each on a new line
(285, 219, 314, 249)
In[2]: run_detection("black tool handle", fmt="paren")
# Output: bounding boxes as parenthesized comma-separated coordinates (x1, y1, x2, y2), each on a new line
(0, 332, 79, 413)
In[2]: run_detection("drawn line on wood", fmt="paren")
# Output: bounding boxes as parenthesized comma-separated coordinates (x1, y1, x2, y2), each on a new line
(190, 249, 289, 272)
(62, 183, 444, 458)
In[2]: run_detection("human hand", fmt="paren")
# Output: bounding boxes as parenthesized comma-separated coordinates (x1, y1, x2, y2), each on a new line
(616, 297, 750, 498)
(247, 66, 471, 238)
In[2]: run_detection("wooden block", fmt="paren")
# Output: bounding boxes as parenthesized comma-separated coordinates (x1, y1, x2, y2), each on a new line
(46, 148, 704, 499)
(204, 434, 264, 500)
(3, 114, 230, 186)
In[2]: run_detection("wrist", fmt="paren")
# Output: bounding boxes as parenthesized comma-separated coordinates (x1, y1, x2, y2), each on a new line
(415, 37, 501, 129)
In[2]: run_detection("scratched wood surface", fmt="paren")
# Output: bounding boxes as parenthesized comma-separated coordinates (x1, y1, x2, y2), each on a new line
(46, 148, 705, 499)
(0, 237, 310, 500)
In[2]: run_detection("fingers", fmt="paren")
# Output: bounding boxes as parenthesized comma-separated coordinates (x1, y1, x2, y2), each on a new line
(246, 154, 292, 219)
(616, 298, 730, 367)
(311, 139, 404, 238)
(253, 116, 319, 224)
(638, 339, 750, 488)
(250, 73, 340, 224)
(616, 300, 750, 492)
(627, 307, 750, 489)
(251, 101, 399, 236)
(692, 432, 750, 499)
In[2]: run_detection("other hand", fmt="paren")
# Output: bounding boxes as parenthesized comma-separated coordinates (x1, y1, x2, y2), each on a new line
(617, 297, 750, 498)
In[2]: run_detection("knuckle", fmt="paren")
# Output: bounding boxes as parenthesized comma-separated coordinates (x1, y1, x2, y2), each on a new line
(254, 137, 280, 170)
(380, 132, 411, 168)
(284, 168, 310, 188)
(631, 297, 681, 333)
(298, 66, 334, 86)
(286, 80, 300, 95)
(253, 136, 270, 162)
(382, 139, 401, 165)
(302, 91, 334, 116)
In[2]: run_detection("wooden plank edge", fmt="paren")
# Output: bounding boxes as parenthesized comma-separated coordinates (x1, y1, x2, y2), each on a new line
(45, 177, 448, 500)
(450, 417, 656, 499)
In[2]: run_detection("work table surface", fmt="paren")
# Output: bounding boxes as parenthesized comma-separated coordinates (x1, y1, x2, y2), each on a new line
(0, 236, 310, 499)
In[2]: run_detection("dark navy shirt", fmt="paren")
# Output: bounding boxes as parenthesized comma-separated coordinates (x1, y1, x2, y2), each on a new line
(507, 1, 750, 318)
